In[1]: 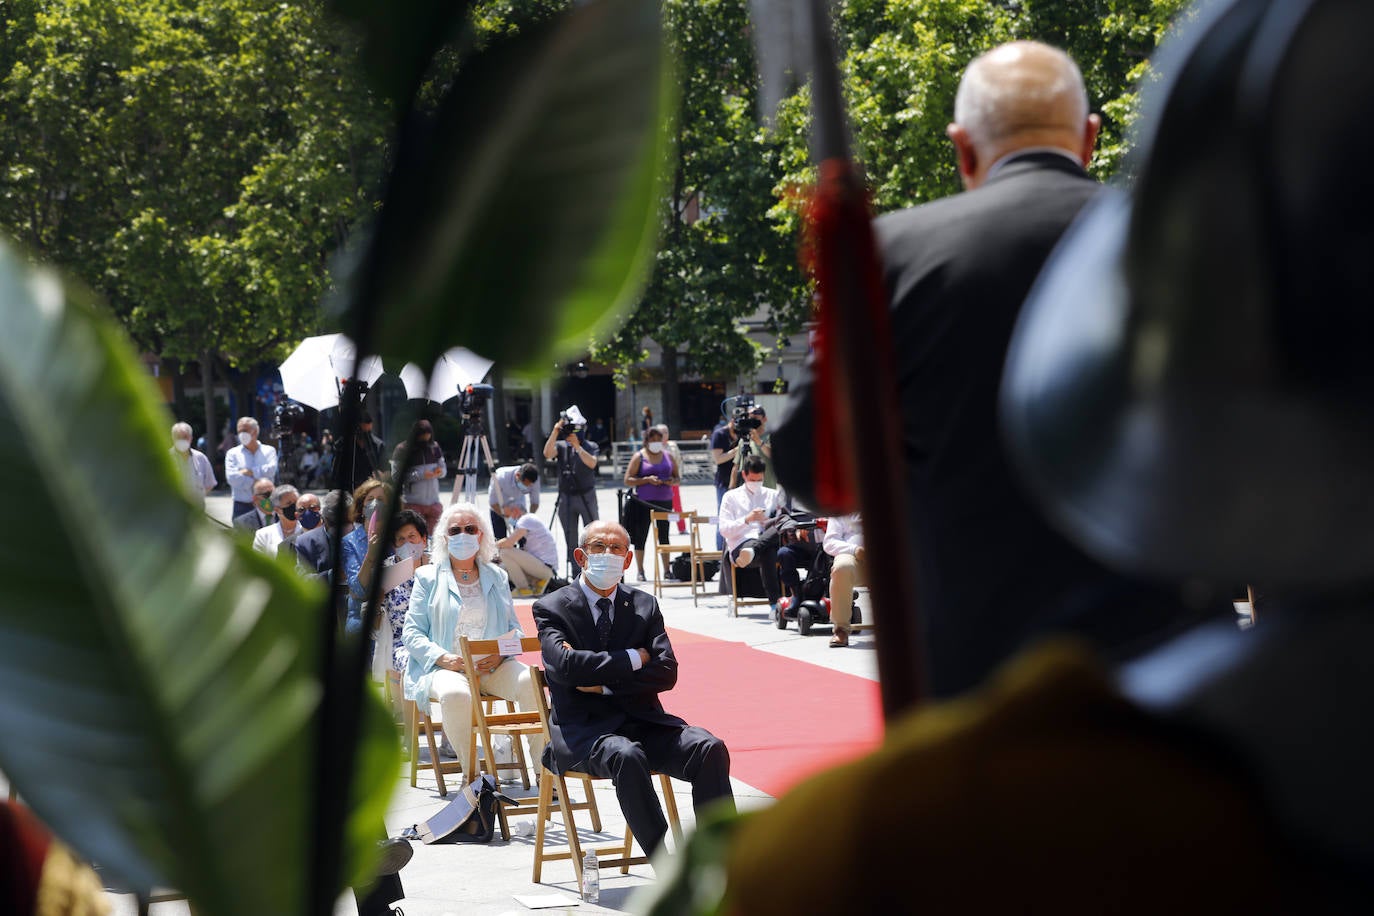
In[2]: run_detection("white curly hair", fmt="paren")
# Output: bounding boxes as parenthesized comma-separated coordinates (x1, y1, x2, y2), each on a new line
(431, 501, 498, 566)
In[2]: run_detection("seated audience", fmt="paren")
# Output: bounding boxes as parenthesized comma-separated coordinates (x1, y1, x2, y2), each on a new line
(402, 502, 543, 781)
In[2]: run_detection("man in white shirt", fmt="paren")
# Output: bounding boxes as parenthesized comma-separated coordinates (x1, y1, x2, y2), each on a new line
(225, 416, 279, 518)
(252, 485, 302, 558)
(487, 463, 540, 540)
(496, 505, 558, 596)
(717, 454, 783, 615)
(169, 422, 216, 510)
(822, 513, 865, 648)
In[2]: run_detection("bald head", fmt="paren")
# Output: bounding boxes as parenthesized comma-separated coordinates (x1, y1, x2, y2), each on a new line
(947, 41, 1100, 189)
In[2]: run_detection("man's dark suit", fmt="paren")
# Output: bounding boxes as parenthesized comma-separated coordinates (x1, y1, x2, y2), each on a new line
(290, 525, 336, 576)
(232, 509, 271, 532)
(776, 152, 1219, 699)
(533, 581, 733, 856)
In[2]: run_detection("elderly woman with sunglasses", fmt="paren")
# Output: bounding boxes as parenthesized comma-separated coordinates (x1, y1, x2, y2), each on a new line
(402, 501, 543, 780)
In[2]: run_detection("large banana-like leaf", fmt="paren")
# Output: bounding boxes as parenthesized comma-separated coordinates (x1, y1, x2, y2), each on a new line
(328, 0, 470, 105)
(0, 241, 397, 915)
(350, 0, 674, 372)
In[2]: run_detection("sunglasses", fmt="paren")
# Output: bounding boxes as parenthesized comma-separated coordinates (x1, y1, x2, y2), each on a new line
(447, 524, 481, 536)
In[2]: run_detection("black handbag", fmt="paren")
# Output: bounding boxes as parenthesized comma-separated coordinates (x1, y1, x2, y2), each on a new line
(415, 774, 517, 844)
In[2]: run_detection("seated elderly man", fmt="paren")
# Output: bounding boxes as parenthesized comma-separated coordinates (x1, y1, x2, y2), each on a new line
(233, 477, 275, 532)
(534, 520, 735, 858)
(252, 484, 304, 558)
(293, 489, 351, 578)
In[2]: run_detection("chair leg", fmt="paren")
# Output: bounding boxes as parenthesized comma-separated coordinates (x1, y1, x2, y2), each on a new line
(422, 709, 448, 796)
(658, 773, 683, 844)
(532, 767, 554, 883)
(511, 732, 531, 790)
(621, 824, 634, 874)
(556, 772, 583, 886)
(407, 701, 419, 789)
(581, 774, 602, 833)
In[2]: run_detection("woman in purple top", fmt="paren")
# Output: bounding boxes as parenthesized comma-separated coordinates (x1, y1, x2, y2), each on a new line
(623, 425, 679, 580)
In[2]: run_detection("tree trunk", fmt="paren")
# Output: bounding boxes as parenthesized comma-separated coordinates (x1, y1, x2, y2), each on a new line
(661, 346, 682, 433)
(200, 352, 218, 445)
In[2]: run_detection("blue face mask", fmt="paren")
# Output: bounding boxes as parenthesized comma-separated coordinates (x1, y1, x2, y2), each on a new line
(395, 541, 424, 562)
(299, 509, 322, 530)
(448, 533, 480, 562)
(583, 553, 626, 591)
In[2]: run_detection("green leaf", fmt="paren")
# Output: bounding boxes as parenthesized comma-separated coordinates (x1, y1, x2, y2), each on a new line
(354, 0, 674, 373)
(328, 0, 470, 105)
(0, 240, 397, 915)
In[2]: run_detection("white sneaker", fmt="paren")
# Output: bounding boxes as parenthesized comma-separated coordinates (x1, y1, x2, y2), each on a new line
(735, 547, 755, 566)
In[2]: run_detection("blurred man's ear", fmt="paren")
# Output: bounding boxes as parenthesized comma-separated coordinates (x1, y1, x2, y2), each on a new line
(946, 123, 980, 189)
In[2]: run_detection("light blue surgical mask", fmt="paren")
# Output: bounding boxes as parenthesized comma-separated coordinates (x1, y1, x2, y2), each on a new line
(448, 533, 480, 562)
(583, 553, 625, 591)
(395, 541, 424, 562)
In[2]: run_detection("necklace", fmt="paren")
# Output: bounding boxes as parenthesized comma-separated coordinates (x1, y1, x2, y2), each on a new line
(455, 565, 477, 581)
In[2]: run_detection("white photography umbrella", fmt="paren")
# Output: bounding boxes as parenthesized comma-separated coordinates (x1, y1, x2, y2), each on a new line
(278, 334, 385, 410)
(399, 347, 495, 403)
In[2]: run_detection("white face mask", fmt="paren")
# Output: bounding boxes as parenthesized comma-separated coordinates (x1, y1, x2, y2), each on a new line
(743, 479, 763, 495)
(238, 431, 253, 446)
(395, 541, 424, 562)
(448, 533, 480, 562)
(646, 441, 663, 454)
(583, 552, 626, 590)
(174, 439, 191, 453)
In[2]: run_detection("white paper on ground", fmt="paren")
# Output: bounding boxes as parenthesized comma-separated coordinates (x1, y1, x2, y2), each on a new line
(513, 893, 580, 908)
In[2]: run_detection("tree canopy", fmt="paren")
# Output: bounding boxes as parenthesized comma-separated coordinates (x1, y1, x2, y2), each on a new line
(0, 0, 390, 434)
(589, 0, 812, 421)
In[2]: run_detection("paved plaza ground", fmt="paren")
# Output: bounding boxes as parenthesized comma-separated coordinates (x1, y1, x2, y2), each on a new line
(92, 481, 880, 915)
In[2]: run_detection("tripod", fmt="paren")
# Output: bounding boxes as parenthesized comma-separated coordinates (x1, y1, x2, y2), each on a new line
(450, 415, 496, 505)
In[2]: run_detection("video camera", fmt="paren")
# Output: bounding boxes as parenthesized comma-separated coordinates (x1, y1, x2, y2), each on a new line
(731, 394, 761, 436)
(458, 383, 494, 420)
(270, 400, 306, 440)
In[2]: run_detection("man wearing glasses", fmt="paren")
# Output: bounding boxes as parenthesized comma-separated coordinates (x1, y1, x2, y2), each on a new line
(533, 521, 735, 859)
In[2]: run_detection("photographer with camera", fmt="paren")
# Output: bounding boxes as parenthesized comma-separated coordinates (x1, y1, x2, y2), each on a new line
(346, 411, 386, 491)
(709, 415, 740, 549)
(543, 410, 599, 577)
(729, 405, 773, 490)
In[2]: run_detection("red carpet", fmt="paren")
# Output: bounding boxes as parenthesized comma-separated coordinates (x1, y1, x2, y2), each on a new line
(515, 604, 883, 797)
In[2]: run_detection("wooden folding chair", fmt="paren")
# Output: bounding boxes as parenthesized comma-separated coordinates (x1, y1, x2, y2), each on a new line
(688, 514, 724, 607)
(530, 667, 682, 885)
(651, 509, 697, 600)
(456, 635, 551, 837)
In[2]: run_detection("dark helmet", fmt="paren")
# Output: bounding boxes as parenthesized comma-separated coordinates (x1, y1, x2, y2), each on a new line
(1000, 0, 1374, 587)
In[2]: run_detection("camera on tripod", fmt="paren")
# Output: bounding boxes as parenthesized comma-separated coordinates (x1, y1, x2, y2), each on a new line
(731, 394, 761, 436)
(270, 401, 305, 440)
(459, 383, 494, 420)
